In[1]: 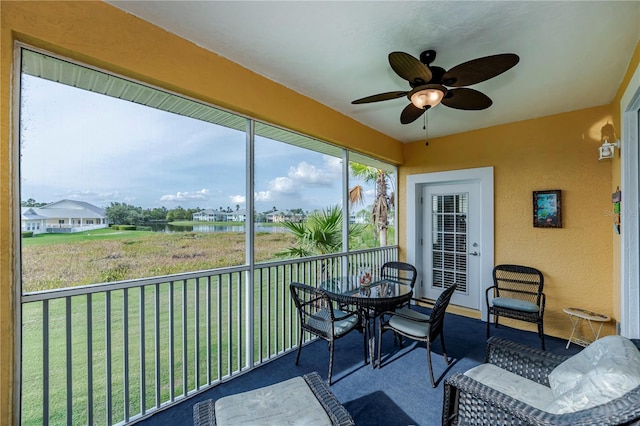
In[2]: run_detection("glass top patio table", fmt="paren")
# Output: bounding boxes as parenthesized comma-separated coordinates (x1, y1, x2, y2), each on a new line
(320, 276, 413, 310)
(320, 276, 413, 367)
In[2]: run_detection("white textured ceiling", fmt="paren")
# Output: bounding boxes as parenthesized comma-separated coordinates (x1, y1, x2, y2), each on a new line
(108, 1, 639, 143)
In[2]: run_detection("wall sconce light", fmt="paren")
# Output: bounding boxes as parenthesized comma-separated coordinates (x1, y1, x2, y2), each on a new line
(598, 122, 620, 160)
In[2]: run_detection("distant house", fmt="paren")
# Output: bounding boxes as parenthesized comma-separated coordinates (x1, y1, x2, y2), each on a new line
(20, 207, 48, 234)
(289, 211, 305, 223)
(349, 210, 369, 224)
(193, 208, 247, 222)
(266, 210, 287, 223)
(21, 199, 108, 234)
(192, 209, 227, 222)
(266, 210, 305, 223)
(226, 209, 246, 222)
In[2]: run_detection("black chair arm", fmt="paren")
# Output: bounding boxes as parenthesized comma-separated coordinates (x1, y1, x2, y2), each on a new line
(332, 309, 359, 322)
(485, 285, 498, 301)
(443, 372, 559, 426)
(485, 337, 568, 384)
(444, 371, 640, 426)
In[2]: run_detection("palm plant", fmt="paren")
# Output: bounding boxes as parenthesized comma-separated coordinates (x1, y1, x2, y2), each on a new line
(278, 205, 343, 257)
(278, 205, 364, 280)
(349, 163, 394, 246)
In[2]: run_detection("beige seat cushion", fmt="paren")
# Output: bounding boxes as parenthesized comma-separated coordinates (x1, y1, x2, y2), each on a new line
(464, 363, 556, 411)
(214, 376, 332, 426)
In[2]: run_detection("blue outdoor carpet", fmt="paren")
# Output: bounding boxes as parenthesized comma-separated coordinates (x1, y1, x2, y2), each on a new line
(138, 308, 581, 426)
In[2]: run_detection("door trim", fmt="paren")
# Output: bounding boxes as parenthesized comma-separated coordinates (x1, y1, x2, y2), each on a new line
(406, 167, 494, 320)
(621, 62, 640, 338)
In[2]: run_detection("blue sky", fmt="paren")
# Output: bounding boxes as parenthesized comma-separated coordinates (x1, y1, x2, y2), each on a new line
(20, 75, 370, 213)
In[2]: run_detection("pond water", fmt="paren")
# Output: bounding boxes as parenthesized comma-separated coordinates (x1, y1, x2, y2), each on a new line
(149, 223, 289, 233)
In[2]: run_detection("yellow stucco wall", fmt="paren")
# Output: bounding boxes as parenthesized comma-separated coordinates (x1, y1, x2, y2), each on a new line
(400, 105, 615, 340)
(0, 1, 403, 423)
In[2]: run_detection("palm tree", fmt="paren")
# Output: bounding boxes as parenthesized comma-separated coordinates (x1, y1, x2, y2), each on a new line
(278, 205, 364, 280)
(278, 205, 343, 258)
(349, 163, 394, 246)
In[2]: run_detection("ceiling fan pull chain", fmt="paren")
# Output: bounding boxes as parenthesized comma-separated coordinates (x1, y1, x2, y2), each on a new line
(424, 110, 429, 146)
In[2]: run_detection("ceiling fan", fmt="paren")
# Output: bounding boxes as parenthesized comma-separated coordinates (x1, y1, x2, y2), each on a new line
(351, 49, 519, 124)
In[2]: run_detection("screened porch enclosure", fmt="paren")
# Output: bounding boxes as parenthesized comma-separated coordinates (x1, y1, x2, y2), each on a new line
(18, 46, 399, 425)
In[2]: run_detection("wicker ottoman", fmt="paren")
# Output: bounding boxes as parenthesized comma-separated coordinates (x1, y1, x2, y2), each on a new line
(193, 372, 354, 426)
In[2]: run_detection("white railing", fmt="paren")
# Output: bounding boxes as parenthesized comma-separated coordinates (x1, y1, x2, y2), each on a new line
(21, 246, 398, 426)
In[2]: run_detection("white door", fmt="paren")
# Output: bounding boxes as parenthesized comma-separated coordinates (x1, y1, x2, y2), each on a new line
(621, 84, 640, 338)
(406, 167, 494, 318)
(420, 182, 481, 309)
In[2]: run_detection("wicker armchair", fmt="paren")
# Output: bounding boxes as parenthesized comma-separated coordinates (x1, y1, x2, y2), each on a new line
(442, 337, 640, 426)
(486, 264, 546, 349)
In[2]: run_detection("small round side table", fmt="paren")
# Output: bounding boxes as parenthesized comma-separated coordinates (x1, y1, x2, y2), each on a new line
(562, 307, 610, 349)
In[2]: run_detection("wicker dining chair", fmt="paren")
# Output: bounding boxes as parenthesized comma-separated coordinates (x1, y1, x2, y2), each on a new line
(379, 261, 417, 310)
(380, 261, 417, 288)
(486, 264, 546, 350)
(377, 283, 457, 387)
(290, 282, 363, 385)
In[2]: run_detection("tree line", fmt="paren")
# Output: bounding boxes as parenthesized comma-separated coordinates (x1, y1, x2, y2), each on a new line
(21, 162, 393, 238)
(21, 199, 306, 226)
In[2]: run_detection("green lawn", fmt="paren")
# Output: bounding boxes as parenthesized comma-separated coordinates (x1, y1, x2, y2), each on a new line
(21, 228, 146, 246)
(22, 273, 297, 425)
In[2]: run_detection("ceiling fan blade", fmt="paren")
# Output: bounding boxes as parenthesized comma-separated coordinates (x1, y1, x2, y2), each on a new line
(351, 91, 408, 104)
(442, 53, 519, 87)
(400, 103, 426, 124)
(441, 88, 492, 110)
(388, 52, 432, 86)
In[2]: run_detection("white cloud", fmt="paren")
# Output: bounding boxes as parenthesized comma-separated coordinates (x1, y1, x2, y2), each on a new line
(287, 159, 337, 185)
(160, 188, 210, 202)
(229, 195, 246, 203)
(269, 176, 298, 194)
(255, 191, 272, 201)
(252, 156, 343, 209)
(324, 156, 343, 174)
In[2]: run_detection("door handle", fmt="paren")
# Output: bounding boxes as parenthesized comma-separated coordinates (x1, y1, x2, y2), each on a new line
(468, 251, 480, 256)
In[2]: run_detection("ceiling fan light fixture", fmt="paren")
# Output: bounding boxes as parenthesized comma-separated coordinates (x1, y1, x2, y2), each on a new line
(409, 84, 447, 109)
(354, 50, 518, 124)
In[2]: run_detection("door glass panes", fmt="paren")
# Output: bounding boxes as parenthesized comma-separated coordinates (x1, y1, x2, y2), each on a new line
(20, 49, 247, 292)
(348, 153, 397, 248)
(254, 123, 343, 261)
(431, 193, 468, 292)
